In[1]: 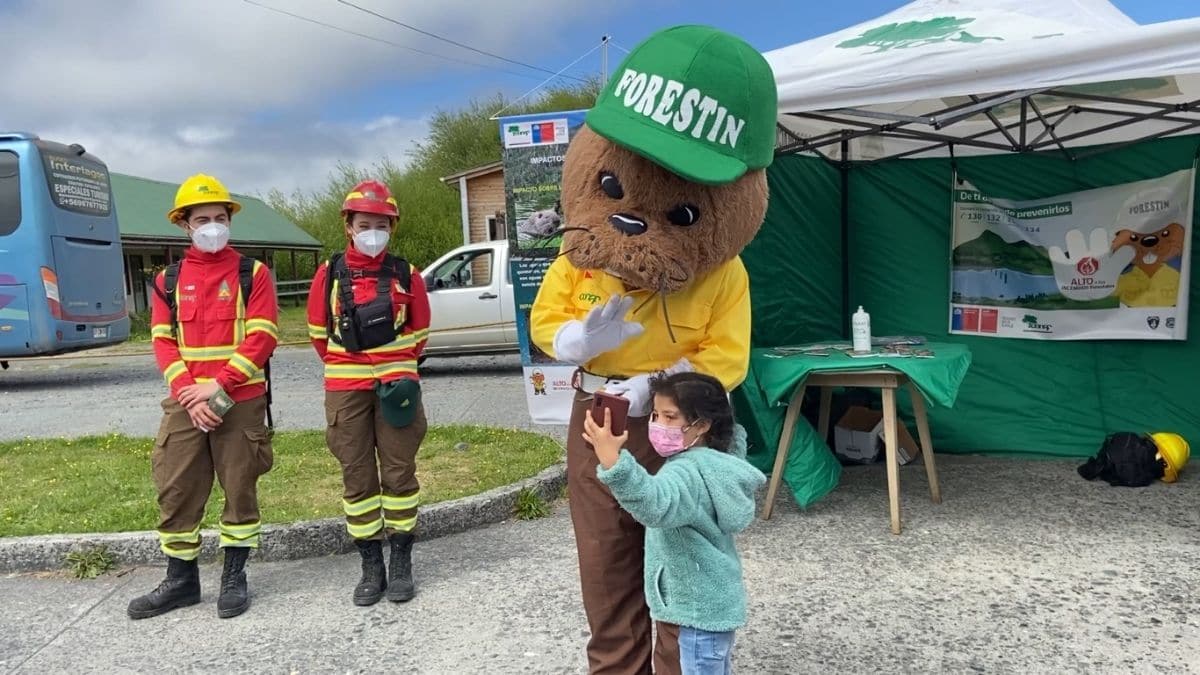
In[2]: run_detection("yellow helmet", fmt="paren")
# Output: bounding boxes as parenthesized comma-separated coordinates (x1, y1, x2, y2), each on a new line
(1151, 432, 1189, 483)
(167, 173, 242, 223)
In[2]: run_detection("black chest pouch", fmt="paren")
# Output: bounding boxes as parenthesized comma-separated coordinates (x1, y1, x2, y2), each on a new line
(335, 266, 399, 353)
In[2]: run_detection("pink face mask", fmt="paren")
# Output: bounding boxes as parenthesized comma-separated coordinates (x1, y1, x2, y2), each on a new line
(648, 421, 696, 458)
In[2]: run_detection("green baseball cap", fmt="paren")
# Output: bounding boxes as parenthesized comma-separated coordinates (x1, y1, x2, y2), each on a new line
(586, 24, 778, 185)
(376, 378, 421, 428)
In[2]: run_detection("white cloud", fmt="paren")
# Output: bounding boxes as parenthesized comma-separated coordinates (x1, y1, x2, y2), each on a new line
(39, 115, 431, 200)
(0, 0, 625, 196)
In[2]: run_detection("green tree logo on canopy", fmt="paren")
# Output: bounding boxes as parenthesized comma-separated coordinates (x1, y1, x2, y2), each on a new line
(837, 17, 1003, 53)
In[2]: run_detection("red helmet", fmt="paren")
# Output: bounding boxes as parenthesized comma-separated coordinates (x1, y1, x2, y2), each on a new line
(341, 179, 398, 218)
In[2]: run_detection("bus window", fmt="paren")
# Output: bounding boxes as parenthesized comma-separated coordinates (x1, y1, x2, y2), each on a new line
(38, 145, 111, 219)
(0, 151, 19, 236)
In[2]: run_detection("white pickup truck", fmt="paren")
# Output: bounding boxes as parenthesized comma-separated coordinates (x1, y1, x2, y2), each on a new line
(421, 239, 521, 360)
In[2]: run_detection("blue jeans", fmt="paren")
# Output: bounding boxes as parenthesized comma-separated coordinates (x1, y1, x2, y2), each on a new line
(679, 626, 735, 674)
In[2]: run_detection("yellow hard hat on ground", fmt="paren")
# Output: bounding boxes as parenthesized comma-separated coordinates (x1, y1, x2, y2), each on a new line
(1151, 432, 1189, 483)
(168, 174, 242, 223)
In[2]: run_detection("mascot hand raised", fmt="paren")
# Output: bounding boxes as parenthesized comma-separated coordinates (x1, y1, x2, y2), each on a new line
(553, 294, 645, 366)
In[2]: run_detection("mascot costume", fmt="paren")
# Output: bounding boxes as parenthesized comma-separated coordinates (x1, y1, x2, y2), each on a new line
(530, 24, 777, 674)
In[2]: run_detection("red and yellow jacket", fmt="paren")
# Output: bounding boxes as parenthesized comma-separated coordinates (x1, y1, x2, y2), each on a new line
(306, 247, 430, 391)
(151, 247, 279, 403)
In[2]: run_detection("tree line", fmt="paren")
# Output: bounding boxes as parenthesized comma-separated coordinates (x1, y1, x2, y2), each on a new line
(265, 79, 600, 277)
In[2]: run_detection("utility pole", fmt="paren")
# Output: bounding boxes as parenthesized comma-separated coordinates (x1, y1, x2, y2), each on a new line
(601, 35, 610, 84)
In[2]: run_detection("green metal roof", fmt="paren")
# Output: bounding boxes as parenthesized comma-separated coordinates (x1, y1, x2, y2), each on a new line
(110, 173, 321, 250)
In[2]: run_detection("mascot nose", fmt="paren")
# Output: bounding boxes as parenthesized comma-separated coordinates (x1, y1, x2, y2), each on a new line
(1141, 235, 1159, 247)
(609, 213, 648, 236)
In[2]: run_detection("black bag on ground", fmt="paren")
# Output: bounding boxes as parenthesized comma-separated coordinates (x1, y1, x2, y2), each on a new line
(1077, 432, 1164, 487)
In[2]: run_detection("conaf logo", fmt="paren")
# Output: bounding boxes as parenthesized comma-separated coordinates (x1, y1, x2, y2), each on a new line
(1021, 314, 1052, 333)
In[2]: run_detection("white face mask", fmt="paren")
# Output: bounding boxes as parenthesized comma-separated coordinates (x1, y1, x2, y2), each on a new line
(190, 222, 230, 253)
(353, 229, 390, 257)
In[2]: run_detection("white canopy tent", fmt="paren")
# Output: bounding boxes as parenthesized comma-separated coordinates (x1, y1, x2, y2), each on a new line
(764, 0, 1200, 162)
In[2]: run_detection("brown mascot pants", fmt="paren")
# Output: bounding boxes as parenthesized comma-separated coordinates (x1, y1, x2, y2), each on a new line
(152, 395, 274, 560)
(567, 391, 681, 675)
(325, 390, 427, 540)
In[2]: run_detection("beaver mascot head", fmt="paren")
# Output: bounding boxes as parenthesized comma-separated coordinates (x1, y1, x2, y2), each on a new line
(559, 24, 777, 296)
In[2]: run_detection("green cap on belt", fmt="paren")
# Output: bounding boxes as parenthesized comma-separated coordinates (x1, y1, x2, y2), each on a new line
(585, 24, 778, 185)
(375, 378, 421, 428)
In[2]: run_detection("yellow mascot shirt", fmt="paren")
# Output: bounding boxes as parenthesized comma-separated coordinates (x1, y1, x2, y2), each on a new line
(1116, 265, 1181, 307)
(530, 255, 752, 391)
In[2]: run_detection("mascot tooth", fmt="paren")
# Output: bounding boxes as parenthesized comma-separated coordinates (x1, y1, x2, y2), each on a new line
(529, 24, 777, 673)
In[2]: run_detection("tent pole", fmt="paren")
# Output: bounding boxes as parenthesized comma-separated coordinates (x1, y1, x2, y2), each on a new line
(840, 137, 850, 339)
(1027, 98, 1075, 158)
(1019, 98, 1028, 150)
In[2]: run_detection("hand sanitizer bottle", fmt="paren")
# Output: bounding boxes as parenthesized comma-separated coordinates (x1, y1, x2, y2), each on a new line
(852, 306, 872, 353)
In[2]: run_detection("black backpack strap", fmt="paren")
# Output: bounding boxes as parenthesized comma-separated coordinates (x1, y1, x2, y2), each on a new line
(383, 254, 412, 293)
(236, 254, 274, 432)
(381, 254, 412, 333)
(152, 262, 182, 337)
(238, 255, 256, 306)
(375, 254, 394, 296)
(326, 253, 354, 345)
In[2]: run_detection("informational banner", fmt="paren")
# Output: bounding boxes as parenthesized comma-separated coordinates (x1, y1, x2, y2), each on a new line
(499, 110, 588, 424)
(950, 168, 1193, 340)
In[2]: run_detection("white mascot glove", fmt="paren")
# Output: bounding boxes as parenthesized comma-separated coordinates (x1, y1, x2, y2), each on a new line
(552, 294, 644, 366)
(605, 358, 694, 418)
(1047, 228, 1135, 302)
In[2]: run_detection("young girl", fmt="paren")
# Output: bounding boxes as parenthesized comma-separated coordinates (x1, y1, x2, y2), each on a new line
(583, 371, 766, 674)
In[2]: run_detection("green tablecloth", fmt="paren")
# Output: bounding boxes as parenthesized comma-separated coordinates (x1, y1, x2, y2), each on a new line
(733, 342, 972, 508)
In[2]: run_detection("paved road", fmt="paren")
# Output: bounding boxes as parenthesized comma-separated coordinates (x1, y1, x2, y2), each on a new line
(2, 352, 1199, 672)
(0, 348, 565, 442)
(2, 455, 1199, 673)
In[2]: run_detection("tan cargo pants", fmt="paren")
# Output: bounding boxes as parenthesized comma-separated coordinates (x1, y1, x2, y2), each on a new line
(152, 395, 274, 560)
(325, 389, 427, 540)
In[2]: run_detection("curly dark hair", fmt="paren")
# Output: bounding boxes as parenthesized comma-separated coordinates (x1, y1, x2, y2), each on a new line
(649, 371, 734, 452)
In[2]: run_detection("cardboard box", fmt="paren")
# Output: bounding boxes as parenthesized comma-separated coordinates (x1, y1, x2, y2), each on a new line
(833, 406, 922, 465)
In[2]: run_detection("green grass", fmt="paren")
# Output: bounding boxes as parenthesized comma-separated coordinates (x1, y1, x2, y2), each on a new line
(0, 426, 562, 538)
(513, 488, 550, 520)
(66, 545, 116, 579)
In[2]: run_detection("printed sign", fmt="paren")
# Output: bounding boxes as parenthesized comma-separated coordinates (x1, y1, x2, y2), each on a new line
(500, 110, 588, 424)
(949, 169, 1193, 340)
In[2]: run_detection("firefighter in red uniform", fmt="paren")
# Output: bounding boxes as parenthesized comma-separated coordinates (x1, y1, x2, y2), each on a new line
(127, 174, 279, 621)
(306, 180, 431, 606)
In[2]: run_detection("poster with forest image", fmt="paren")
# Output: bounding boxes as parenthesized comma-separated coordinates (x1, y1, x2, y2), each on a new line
(499, 110, 587, 424)
(949, 169, 1192, 341)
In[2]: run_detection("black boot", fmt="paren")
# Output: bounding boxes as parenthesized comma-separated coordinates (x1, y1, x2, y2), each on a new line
(127, 556, 201, 620)
(386, 532, 415, 603)
(353, 539, 387, 606)
(217, 547, 251, 619)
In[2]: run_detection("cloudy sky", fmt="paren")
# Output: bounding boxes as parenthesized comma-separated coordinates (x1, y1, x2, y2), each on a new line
(1, 0, 1194, 199)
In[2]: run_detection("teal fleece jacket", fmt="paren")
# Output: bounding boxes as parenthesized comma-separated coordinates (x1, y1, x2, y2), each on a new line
(596, 424, 766, 632)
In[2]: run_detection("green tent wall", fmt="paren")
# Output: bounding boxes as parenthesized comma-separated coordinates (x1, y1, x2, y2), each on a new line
(740, 134, 1200, 459)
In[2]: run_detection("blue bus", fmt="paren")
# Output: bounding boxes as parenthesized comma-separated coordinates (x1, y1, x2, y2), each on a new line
(0, 132, 129, 367)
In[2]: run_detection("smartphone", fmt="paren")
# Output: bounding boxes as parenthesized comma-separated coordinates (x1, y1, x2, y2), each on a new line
(591, 391, 631, 436)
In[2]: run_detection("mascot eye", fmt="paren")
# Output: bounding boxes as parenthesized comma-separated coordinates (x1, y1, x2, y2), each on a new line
(1161, 229, 1170, 238)
(599, 172, 624, 199)
(1129, 233, 1140, 242)
(666, 204, 700, 226)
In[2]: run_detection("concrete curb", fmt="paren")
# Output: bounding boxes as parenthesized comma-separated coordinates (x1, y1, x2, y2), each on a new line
(0, 462, 566, 574)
